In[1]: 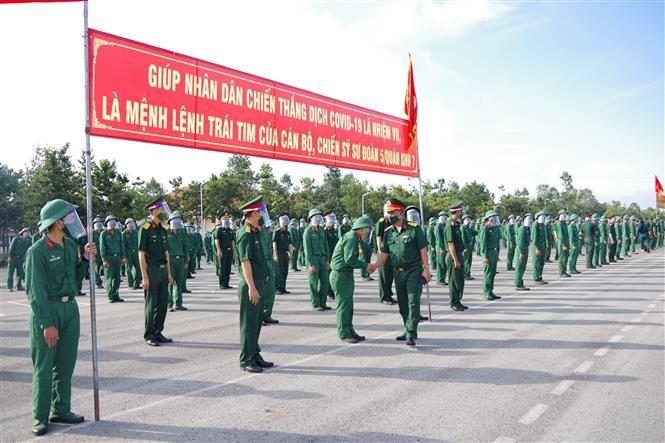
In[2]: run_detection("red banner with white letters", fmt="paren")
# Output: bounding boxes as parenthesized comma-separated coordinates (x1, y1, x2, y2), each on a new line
(88, 29, 417, 177)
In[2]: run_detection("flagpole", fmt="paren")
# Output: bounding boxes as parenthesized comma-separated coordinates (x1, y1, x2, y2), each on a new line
(83, 0, 101, 421)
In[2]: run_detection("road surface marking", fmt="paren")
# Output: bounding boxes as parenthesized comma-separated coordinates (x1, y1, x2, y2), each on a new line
(519, 403, 549, 425)
(551, 379, 575, 396)
(608, 334, 623, 343)
(574, 360, 594, 374)
(621, 325, 633, 332)
(594, 347, 609, 357)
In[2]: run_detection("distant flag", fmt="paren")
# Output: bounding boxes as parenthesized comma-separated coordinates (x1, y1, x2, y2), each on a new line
(403, 54, 418, 154)
(656, 176, 665, 209)
(0, 0, 83, 4)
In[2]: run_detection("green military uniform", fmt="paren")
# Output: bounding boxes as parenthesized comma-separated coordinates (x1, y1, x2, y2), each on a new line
(338, 215, 352, 239)
(204, 232, 213, 263)
(273, 217, 291, 293)
(531, 211, 548, 283)
(99, 216, 125, 302)
(555, 210, 571, 277)
(375, 216, 395, 304)
(122, 219, 142, 289)
(7, 228, 32, 291)
(260, 226, 278, 323)
(621, 216, 632, 256)
(478, 211, 500, 300)
(25, 199, 88, 436)
(92, 217, 104, 288)
(607, 218, 617, 262)
(303, 209, 330, 310)
(426, 218, 437, 271)
(330, 216, 372, 342)
(568, 214, 581, 274)
(289, 221, 302, 271)
(581, 216, 597, 268)
(186, 227, 196, 277)
(216, 217, 235, 289)
(380, 201, 428, 344)
(360, 225, 374, 280)
(545, 219, 554, 262)
(598, 216, 610, 265)
(614, 218, 623, 261)
(323, 212, 339, 299)
(193, 229, 203, 269)
(297, 219, 306, 268)
(629, 217, 638, 254)
(504, 217, 516, 271)
(445, 202, 466, 308)
(434, 212, 449, 285)
(514, 214, 532, 289)
(167, 212, 189, 311)
(461, 217, 476, 280)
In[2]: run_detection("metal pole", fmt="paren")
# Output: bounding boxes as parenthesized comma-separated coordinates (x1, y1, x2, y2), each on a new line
(417, 176, 432, 322)
(83, 0, 101, 421)
(361, 192, 371, 215)
(200, 182, 204, 229)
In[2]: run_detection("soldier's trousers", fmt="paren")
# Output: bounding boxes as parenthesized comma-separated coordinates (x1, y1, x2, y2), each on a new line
(289, 245, 300, 271)
(436, 248, 447, 284)
(585, 243, 595, 267)
(429, 247, 437, 272)
(630, 238, 637, 253)
(7, 256, 25, 289)
(126, 252, 141, 288)
(463, 249, 473, 278)
(378, 256, 394, 301)
(219, 248, 233, 287)
(30, 299, 79, 421)
(168, 256, 186, 308)
(298, 248, 305, 267)
(262, 268, 276, 321)
(205, 248, 213, 263)
(394, 266, 422, 340)
(545, 242, 552, 261)
(103, 256, 121, 301)
(569, 246, 579, 272)
(558, 247, 569, 276)
(94, 257, 104, 286)
(608, 242, 617, 262)
(482, 250, 498, 297)
(238, 277, 265, 367)
(144, 264, 169, 340)
(532, 248, 545, 281)
(330, 270, 357, 339)
(514, 250, 528, 287)
(447, 254, 465, 305)
(615, 241, 622, 260)
(506, 244, 515, 270)
(76, 260, 87, 294)
(599, 243, 608, 265)
(188, 252, 196, 274)
(308, 255, 329, 308)
(360, 245, 372, 278)
(622, 238, 631, 256)
(275, 251, 289, 291)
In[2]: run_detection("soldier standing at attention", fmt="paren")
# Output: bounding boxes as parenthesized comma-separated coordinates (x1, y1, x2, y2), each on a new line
(99, 215, 126, 303)
(216, 212, 235, 290)
(531, 211, 549, 284)
(273, 214, 292, 295)
(288, 219, 302, 272)
(122, 218, 142, 289)
(375, 205, 396, 305)
(303, 209, 331, 311)
(504, 215, 517, 271)
(167, 211, 189, 312)
(7, 227, 32, 292)
(461, 215, 476, 280)
(434, 211, 449, 286)
(514, 213, 532, 291)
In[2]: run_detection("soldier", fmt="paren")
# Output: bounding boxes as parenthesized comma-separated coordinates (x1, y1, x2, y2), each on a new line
(581, 214, 597, 268)
(167, 211, 189, 312)
(298, 218, 307, 269)
(445, 201, 468, 309)
(273, 214, 292, 295)
(545, 216, 554, 263)
(531, 211, 548, 284)
(607, 216, 617, 263)
(373, 198, 431, 346)
(122, 218, 142, 290)
(99, 215, 126, 303)
(555, 210, 571, 277)
(303, 208, 331, 311)
(514, 213, 532, 290)
(375, 205, 396, 305)
(7, 227, 32, 292)
(504, 215, 517, 271)
(330, 215, 376, 343)
(323, 210, 339, 300)
(185, 225, 197, 278)
(261, 220, 279, 325)
(621, 215, 632, 257)
(629, 216, 638, 254)
(235, 196, 274, 373)
(478, 210, 501, 300)
(288, 219, 302, 272)
(614, 215, 624, 261)
(193, 226, 204, 270)
(25, 199, 95, 436)
(360, 222, 374, 281)
(598, 215, 610, 265)
(434, 211, 449, 286)
(426, 217, 437, 273)
(203, 231, 213, 264)
(92, 217, 104, 288)
(139, 197, 174, 347)
(32, 223, 42, 244)
(461, 215, 476, 280)
(216, 212, 235, 290)
(338, 214, 352, 238)
(568, 214, 581, 274)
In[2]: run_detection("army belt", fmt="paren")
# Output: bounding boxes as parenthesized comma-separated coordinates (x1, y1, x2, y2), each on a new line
(50, 295, 74, 303)
(396, 260, 422, 272)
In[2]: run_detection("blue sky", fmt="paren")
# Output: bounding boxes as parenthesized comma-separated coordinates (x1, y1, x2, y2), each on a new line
(1, 0, 663, 208)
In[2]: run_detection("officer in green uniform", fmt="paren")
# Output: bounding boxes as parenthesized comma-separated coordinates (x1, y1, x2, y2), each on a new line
(92, 217, 104, 288)
(288, 219, 302, 272)
(261, 221, 278, 324)
(614, 216, 623, 261)
(567, 214, 581, 274)
(444, 201, 467, 309)
(216, 212, 235, 289)
(514, 213, 532, 290)
(555, 210, 571, 277)
(629, 216, 638, 254)
(330, 215, 375, 343)
(7, 227, 32, 291)
(581, 214, 597, 268)
(478, 210, 501, 300)
(607, 216, 617, 263)
(532, 211, 548, 284)
(323, 210, 339, 300)
(99, 215, 126, 303)
(504, 215, 517, 271)
(434, 211, 449, 286)
(338, 214, 352, 238)
(545, 217, 554, 263)
(25, 199, 94, 436)
(375, 205, 396, 305)
(273, 214, 292, 294)
(204, 231, 214, 264)
(461, 215, 475, 280)
(373, 198, 431, 346)
(298, 218, 307, 268)
(139, 197, 174, 347)
(426, 217, 437, 272)
(167, 211, 189, 312)
(236, 196, 274, 373)
(598, 216, 610, 265)
(122, 218, 142, 289)
(303, 208, 331, 311)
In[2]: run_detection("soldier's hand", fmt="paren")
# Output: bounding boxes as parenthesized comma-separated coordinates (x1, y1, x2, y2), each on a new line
(121, 258, 127, 265)
(454, 260, 461, 269)
(326, 261, 331, 270)
(483, 258, 489, 264)
(422, 267, 432, 282)
(274, 254, 279, 262)
(440, 251, 445, 256)
(7, 257, 12, 263)
(85, 242, 97, 258)
(520, 253, 525, 260)
(217, 252, 222, 259)
(309, 265, 317, 274)
(168, 273, 174, 284)
(103, 260, 110, 268)
(249, 287, 261, 305)
(43, 326, 59, 348)
(143, 276, 150, 290)
(563, 246, 568, 251)
(536, 249, 541, 256)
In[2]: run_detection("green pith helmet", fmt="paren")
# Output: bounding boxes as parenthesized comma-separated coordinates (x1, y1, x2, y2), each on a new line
(569, 213, 579, 221)
(592, 214, 600, 221)
(125, 218, 135, 225)
(483, 210, 498, 221)
(39, 199, 78, 231)
(307, 208, 322, 221)
(168, 211, 183, 222)
(104, 214, 117, 224)
(352, 215, 373, 230)
(93, 217, 103, 224)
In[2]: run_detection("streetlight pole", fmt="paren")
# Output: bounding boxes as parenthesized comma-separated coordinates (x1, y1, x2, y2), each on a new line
(361, 192, 371, 215)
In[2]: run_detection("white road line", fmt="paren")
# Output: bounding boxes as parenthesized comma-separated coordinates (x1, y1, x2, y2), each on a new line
(647, 303, 656, 309)
(574, 360, 594, 374)
(608, 334, 623, 343)
(630, 317, 642, 323)
(519, 403, 549, 425)
(493, 437, 517, 443)
(6, 301, 31, 308)
(551, 379, 575, 396)
(594, 347, 609, 357)
(621, 325, 633, 332)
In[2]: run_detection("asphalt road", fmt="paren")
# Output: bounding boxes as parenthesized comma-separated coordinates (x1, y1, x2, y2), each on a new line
(1, 247, 663, 442)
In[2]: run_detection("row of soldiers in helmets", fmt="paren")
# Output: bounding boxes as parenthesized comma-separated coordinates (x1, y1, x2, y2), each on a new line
(10, 194, 665, 436)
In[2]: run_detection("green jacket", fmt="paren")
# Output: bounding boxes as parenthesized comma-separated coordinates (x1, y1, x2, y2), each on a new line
(99, 229, 125, 262)
(272, 227, 291, 253)
(555, 221, 569, 248)
(9, 236, 32, 258)
(379, 222, 427, 267)
(516, 225, 530, 254)
(338, 224, 352, 239)
(581, 221, 597, 245)
(504, 224, 516, 247)
(330, 230, 367, 273)
(434, 222, 447, 253)
(461, 225, 476, 250)
(531, 223, 547, 250)
(122, 229, 139, 256)
(289, 226, 302, 247)
(235, 222, 268, 280)
(324, 226, 339, 257)
(167, 228, 189, 258)
(303, 225, 329, 264)
(568, 223, 580, 248)
(259, 228, 275, 272)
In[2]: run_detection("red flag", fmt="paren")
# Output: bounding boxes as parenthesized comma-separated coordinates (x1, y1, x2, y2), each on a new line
(656, 176, 665, 209)
(0, 0, 82, 3)
(404, 54, 418, 154)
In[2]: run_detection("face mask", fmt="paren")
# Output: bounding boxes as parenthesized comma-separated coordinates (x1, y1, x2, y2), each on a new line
(560, 213, 568, 222)
(362, 228, 372, 242)
(389, 213, 402, 225)
(107, 220, 118, 230)
(438, 216, 446, 224)
(524, 217, 533, 227)
(463, 218, 471, 226)
(255, 204, 270, 227)
(537, 215, 546, 224)
(311, 215, 322, 226)
(62, 210, 86, 239)
(22, 232, 31, 238)
(94, 222, 103, 230)
(406, 210, 420, 224)
(300, 222, 306, 228)
(493, 216, 501, 226)
(509, 218, 515, 225)
(342, 217, 350, 225)
(221, 219, 230, 228)
(325, 216, 335, 227)
(126, 222, 136, 231)
(170, 219, 183, 229)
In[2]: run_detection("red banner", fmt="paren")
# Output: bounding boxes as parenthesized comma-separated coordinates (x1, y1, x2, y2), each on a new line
(88, 29, 417, 177)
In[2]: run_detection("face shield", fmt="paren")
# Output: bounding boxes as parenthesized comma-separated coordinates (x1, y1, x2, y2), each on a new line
(150, 201, 172, 224)
(342, 216, 350, 225)
(127, 221, 136, 231)
(560, 213, 568, 222)
(106, 219, 118, 230)
(62, 210, 86, 239)
(508, 217, 515, 225)
(221, 218, 230, 228)
(537, 214, 546, 224)
(524, 216, 533, 227)
(93, 221, 104, 231)
(438, 215, 446, 224)
(325, 215, 335, 228)
(279, 215, 289, 228)
(170, 218, 184, 229)
(406, 209, 420, 224)
(22, 230, 32, 238)
(300, 220, 306, 228)
(311, 214, 322, 227)
(256, 204, 271, 227)
(493, 216, 501, 226)
(463, 217, 471, 226)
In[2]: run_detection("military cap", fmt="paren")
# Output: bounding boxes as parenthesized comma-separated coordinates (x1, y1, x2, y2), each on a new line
(483, 210, 498, 221)
(239, 195, 265, 213)
(308, 208, 323, 220)
(168, 211, 183, 222)
(145, 195, 167, 211)
(104, 214, 118, 224)
(385, 198, 406, 212)
(449, 200, 464, 212)
(352, 215, 373, 230)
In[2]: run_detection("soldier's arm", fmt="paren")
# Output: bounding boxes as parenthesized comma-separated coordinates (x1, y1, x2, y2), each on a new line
(24, 248, 54, 329)
(343, 236, 366, 271)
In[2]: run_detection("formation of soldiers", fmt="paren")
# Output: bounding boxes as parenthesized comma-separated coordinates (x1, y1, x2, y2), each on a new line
(6, 194, 665, 436)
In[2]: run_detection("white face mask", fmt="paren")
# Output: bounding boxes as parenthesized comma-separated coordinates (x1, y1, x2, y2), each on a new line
(493, 216, 501, 226)
(406, 210, 420, 224)
(342, 217, 350, 225)
(524, 216, 533, 227)
(107, 220, 118, 230)
(94, 222, 104, 231)
(127, 222, 136, 231)
(509, 218, 515, 225)
(438, 216, 446, 224)
(325, 216, 335, 227)
(537, 215, 546, 224)
(22, 232, 31, 238)
(300, 221, 306, 228)
(463, 218, 471, 226)
(170, 219, 183, 229)
(311, 215, 322, 227)
(560, 213, 568, 222)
